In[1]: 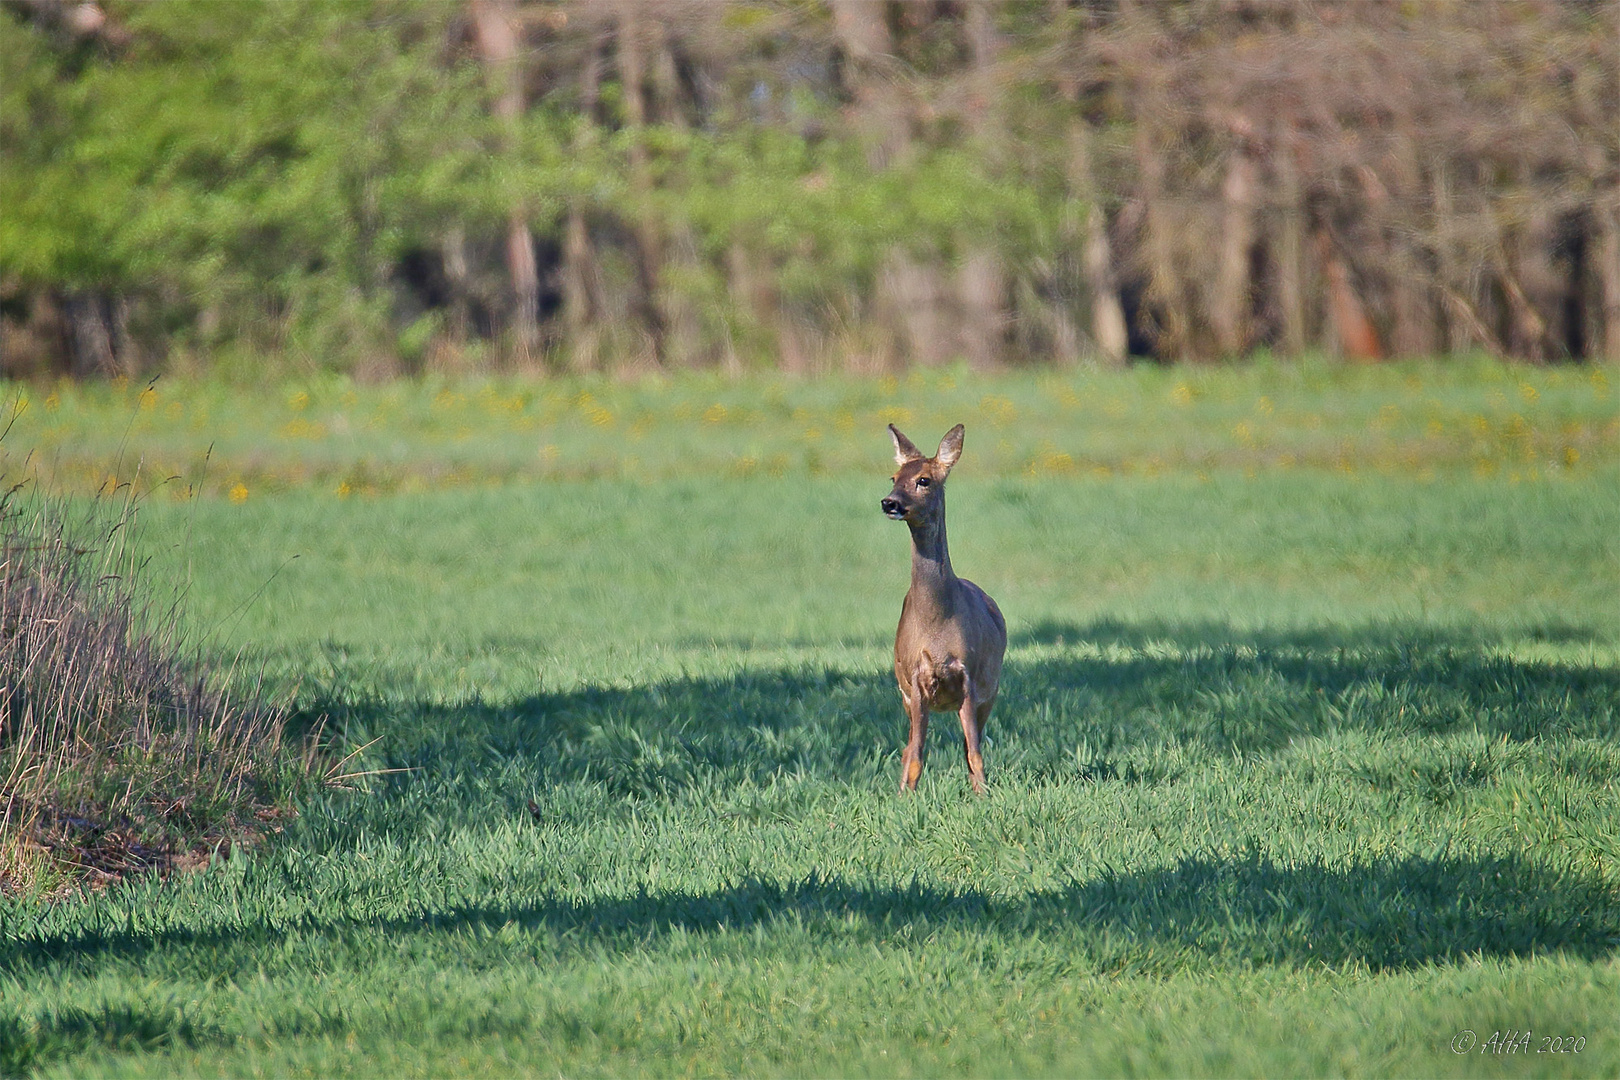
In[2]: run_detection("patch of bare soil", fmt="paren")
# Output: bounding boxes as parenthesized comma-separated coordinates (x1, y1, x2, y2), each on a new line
(1, 796, 292, 899)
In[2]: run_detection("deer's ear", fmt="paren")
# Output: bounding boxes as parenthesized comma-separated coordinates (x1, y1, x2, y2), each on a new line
(889, 424, 924, 465)
(935, 424, 965, 471)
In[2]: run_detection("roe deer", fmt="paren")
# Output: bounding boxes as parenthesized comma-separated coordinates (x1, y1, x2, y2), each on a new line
(881, 424, 1007, 795)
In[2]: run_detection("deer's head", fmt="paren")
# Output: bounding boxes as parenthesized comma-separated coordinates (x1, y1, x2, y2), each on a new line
(881, 423, 963, 525)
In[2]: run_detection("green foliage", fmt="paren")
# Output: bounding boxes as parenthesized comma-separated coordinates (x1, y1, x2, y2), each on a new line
(1, 1, 496, 363)
(0, 1, 1063, 373)
(1, 366, 1617, 1075)
(6, 1, 1617, 372)
(678, 129, 1049, 293)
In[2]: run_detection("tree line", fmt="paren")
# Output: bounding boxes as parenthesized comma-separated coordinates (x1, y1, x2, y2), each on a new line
(2, 0, 1617, 378)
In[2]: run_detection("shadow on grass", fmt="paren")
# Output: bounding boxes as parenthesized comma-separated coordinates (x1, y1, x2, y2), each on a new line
(445, 850, 1619, 969)
(7, 855, 1615, 1075)
(0, 1000, 223, 1077)
(288, 616, 1620, 801)
(5, 852, 1616, 979)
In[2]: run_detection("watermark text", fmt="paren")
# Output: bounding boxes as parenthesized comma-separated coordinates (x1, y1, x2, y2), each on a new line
(1452, 1030, 1586, 1055)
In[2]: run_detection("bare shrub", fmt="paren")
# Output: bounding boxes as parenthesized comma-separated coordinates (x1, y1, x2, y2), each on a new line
(0, 476, 304, 895)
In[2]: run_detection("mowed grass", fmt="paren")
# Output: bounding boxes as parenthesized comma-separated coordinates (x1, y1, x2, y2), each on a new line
(2, 362, 1619, 1077)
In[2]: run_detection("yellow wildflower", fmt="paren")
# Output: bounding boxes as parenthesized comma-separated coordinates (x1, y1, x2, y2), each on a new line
(879, 405, 914, 426)
(980, 395, 1018, 424)
(1038, 450, 1076, 474)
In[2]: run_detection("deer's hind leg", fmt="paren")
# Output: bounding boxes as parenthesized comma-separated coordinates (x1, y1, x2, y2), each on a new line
(958, 676, 990, 796)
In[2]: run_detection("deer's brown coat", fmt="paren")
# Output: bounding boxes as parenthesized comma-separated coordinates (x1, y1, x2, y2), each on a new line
(882, 424, 1007, 794)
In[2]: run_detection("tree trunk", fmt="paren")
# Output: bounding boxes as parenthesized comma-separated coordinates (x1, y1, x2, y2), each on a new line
(1500, 262, 1549, 364)
(440, 223, 471, 346)
(1595, 200, 1620, 365)
(504, 218, 539, 357)
(1507, 210, 1562, 362)
(616, 1, 664, 365)
(956, 255, 1004, 370)
(1387, 259, 1439, 358)
(1432, 161, 1473, 355)
(561, 27, 604, 370)
(1133, 74, 1190, 359)
(1380, 131, 1439, 358)
(1578, 13, 1620, 365)
(832, 0, 905, 166)
(1315, 230, 1382, 362)
(63, 291, 121, 378)
(1212, 140, 1257, 358)
(882, 256, 952, 369)
(954, 1, 1005, 371)
(1069, 122, 1127, 367)
(1273, 125, 1308, 359)
(470, 0, 538, 360)
(1051, 0, 1125, 368)
(725, 241, 778, 374)
(834, 0, 952, 369)
(650, 17, 703, 366)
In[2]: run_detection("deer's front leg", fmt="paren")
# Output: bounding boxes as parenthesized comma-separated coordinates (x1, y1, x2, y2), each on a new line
(959, 682, 987, 796)
(899, 675, 930, 792)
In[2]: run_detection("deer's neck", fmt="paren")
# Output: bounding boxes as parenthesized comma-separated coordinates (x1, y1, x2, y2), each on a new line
(907, 511, 956, 612)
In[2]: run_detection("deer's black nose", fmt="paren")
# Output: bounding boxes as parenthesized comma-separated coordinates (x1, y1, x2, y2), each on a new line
(880, 497, 902, 516)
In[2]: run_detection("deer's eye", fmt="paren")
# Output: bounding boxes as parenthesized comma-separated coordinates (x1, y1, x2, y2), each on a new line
(915, 477, 931, 488)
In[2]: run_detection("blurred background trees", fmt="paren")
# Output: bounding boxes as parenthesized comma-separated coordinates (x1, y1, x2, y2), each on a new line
(2, 0, 1616, 378)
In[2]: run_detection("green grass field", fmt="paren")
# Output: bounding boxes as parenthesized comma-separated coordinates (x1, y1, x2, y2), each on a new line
(2, 360, 1619, 1077)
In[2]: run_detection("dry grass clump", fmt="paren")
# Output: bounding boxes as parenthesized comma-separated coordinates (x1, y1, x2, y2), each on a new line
(0, 481, 304, 897)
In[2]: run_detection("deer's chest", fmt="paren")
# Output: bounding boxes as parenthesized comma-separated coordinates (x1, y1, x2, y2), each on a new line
(900, 651, 967, 712)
